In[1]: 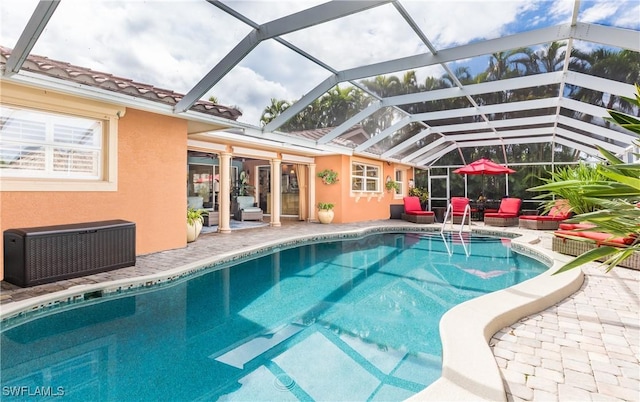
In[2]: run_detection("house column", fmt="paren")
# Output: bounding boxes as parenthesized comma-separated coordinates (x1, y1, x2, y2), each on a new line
(308, 163, 316, 222)
(270, 159, 282, 227)
(218, 152, 232, 233)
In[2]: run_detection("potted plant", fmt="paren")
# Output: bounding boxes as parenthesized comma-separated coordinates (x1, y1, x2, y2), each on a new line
(409, 187, 429, 208)
(317, 202, 335, 224)
(187, 206, 208, 242)
(317, 169, 338, 185)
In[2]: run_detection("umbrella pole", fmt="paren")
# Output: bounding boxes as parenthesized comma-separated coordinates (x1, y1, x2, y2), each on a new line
(505, 173, 509, 197)
(464, 175, 468, 198)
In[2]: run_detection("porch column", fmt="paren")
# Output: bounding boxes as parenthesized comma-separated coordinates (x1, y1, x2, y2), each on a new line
(270, 159, 282, 227)
(218, 152, 232, 233)
(308, 163, 316, 222)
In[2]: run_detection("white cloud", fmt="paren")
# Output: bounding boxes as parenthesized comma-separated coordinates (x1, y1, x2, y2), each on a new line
(580, 2, 619, 23)
(610, 3, 640, 29)
(403, 1, 532, 48)
(214, 65, 293, 125)
(549, 0, 576, 20)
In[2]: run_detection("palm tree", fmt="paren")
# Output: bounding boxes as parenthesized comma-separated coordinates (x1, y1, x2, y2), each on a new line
(319, 85, 362, 127)
(442, 66, 472, 87)
(361, 75, 401, 97)
(535, 41, 567, 73)
(400, 71, 418, 94)
(260, 98, 291, 126)
(484, 48, 532, 81)
(571, 48, 638, 118)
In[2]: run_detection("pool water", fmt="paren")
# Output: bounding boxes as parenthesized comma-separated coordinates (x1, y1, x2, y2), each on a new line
(1, 232, 547, 401)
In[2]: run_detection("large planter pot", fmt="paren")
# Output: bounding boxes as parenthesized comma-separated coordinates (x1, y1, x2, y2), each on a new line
(187, 220, 203, 243)
(317, 209, 334, 224)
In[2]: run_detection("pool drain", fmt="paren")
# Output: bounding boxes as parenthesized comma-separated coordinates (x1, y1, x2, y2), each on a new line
(273, 374, 296, 391)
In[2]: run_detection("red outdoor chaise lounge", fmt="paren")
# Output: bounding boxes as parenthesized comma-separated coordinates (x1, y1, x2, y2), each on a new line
(519, 199, 571, 230)
(552, 226, 639, 270)
(450, 197, 471, 224)
(402, 196, 435, 224)
(483, 198, 522, 227)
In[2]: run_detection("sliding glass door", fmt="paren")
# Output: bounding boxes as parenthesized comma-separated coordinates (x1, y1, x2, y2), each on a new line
(257, 164, 301, 217)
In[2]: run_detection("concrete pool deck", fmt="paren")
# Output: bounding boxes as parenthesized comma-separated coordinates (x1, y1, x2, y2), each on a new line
(1, 220, 638, 401)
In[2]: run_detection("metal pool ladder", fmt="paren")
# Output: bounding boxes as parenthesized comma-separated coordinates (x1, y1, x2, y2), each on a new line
(440, 202, 471, 237)
(439, 231, 471, 257)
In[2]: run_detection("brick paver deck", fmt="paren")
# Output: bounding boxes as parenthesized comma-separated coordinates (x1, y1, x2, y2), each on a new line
(491, 231, 640, 402)
(2, 220, 638, 401)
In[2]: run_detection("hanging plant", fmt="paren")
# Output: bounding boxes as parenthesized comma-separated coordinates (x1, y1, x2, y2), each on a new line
(317, 169, 339, 184)
(385, 180, 400, 193)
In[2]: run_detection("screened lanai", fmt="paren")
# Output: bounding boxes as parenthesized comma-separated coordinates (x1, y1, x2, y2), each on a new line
(2, 0, 639, 202)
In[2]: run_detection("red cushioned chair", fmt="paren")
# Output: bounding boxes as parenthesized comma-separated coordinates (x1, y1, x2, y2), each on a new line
(401, 196, 435, 224)
(450, 197, 471, 224)
(484, 198, 522, 227)
(558, 223, 595, 230)
(519, 199, 571, 230)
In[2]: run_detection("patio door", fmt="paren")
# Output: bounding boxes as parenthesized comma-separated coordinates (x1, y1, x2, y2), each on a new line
(257, 164, 302, 218)
(280, 163, 300, 217)
(428, 169, 449, 210)
(188, 163, 218, 211)
(257, 165, 270, 212)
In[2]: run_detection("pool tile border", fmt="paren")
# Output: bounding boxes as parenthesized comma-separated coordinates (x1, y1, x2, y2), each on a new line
(0, 226, 442, 328)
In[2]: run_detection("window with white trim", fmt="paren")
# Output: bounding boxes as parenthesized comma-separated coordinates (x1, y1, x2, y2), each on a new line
(351, 162, 380, 192)
(395, 169, 404, 195)
(0, 106, 103, 179)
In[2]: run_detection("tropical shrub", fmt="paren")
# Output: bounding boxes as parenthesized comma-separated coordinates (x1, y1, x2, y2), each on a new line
(528, 162, 606, 215)
(532, 85, 640, 272)
(408, 187, 429, 204)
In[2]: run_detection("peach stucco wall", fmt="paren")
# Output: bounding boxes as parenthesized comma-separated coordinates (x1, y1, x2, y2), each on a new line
(315, 155, 405, 223)
(0, 108, 187, 280)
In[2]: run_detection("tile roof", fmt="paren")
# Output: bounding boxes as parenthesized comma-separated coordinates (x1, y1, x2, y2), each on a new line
(289, 125, 384, 154)
(0, 46, 242, 121)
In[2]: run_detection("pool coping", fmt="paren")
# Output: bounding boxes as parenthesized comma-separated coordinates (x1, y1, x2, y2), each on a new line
(0, 225, 584, 401)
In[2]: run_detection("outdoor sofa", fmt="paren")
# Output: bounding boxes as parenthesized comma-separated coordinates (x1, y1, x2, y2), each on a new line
(552, 223, 639, 270)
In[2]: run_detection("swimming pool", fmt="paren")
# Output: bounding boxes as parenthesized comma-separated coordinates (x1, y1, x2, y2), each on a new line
(1, 232, 547, 401)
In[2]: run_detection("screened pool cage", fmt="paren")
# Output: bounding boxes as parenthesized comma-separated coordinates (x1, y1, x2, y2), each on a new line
(2, 0, 638, 176)
(415, 162, 585, 212)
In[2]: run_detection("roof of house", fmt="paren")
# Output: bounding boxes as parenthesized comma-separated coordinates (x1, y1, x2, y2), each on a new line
(0, 45, 242, 121)
(289, 125, 386, 155)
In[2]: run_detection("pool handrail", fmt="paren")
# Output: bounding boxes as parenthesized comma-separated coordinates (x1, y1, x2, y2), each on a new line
(441, 202, 471, 236)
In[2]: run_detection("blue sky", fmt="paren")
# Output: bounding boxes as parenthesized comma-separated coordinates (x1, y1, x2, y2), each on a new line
(1, 1, 638, 125)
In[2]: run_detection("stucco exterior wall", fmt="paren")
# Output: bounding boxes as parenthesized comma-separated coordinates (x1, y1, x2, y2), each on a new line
(315, 155, 405, 224)
(0, 107, 187, 280)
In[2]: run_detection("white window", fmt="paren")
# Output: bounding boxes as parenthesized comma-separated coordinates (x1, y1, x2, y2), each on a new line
(395, 169, 404, 196)
(351, 162, 380, 192)
(1, 106, 103, 179)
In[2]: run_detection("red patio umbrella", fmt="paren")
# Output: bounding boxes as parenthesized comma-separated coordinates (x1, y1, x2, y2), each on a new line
(454, 158, 516, 198)
(454, 158, 516, 175)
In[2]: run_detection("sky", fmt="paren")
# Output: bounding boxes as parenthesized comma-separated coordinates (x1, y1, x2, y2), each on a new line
(1, 0, 638, 126)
